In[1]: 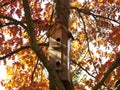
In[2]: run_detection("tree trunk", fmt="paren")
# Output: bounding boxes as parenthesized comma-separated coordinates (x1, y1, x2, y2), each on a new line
(49, 0, 74, 90)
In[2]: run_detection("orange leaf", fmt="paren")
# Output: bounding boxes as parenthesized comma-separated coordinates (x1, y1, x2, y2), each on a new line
(16, 9, 21, 18)
(108, 26, 120, 39)
(96, 72, 103, 81)
(116, 51, 120, 57)
(108, 0, 115, 4)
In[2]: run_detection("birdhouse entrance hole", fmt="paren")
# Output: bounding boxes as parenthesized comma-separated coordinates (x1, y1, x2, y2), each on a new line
(56, 61, 61, 66)
(56, 38, 61, 42)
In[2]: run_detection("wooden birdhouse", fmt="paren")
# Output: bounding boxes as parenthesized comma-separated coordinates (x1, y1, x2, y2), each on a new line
(47, 22, 73, 81)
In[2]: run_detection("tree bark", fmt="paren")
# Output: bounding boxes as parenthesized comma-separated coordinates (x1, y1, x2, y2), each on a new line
(22, 0, 65, 90)
(49, 0, 74, 90)
(93, 56, 120, 90)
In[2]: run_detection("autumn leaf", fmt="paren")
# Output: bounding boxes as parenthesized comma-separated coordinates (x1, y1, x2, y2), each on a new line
(95, 72, 103, 81)
(108, 0, 115, 4)
(108, 26, 120, 39)
(108, 26, 120, 45)
(0, 0, 120, 90)
(16, 9, 21, 18)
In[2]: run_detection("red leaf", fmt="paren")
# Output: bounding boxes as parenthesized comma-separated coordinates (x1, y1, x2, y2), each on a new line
(0, 33, 4, 44)
(103, 0, 107, 3)
(108, 26, 120, 39)
(11, 8, 15, 14)
(11, 55, 15, 60)
(105, 60, 113, 68)
(3, 59, 6, 65)
(96, 72, 103, 81)
(118, 15, 120, 20)
(16, 9, 21, 18)
(116, 51, 120, 57)
(108, 0, 115, 4)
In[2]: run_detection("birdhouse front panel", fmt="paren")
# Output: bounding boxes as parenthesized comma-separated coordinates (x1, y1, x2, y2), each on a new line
(48, 37, 63, 69)
(47, 23, 62, 70)
(50, 27, 62, 42)
(48, 22, 72, 81)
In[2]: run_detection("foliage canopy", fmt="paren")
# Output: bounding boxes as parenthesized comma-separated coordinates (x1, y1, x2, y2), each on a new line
(0, 0, 120, 90)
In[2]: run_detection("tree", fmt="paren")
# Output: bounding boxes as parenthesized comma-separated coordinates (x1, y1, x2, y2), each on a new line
(0, 0, 120, 90)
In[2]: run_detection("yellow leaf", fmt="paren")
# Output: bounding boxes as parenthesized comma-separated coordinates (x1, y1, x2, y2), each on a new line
(73, 21, 77, 29)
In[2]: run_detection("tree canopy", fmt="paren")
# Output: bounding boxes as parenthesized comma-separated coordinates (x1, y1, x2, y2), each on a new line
(0, 0, 120, 90)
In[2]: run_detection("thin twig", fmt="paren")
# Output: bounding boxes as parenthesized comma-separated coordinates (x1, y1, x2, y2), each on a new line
(0, 15, 26, 29)
(72, 51, 87, 75)
(40, 65, 44, 82)
(0, 46, 29, 60)
(50, 8, 54, 26)
(81, 0, 87, 9)
(91, 13, 120, 24)
(0, 22, 19, 28)
(79, 13, 98, 74)
(0, 0, 17, 7)
(93, 56, 120, 90)
(31, 59, 39, 81)
(70, 7, 120, 24)
(71, 59, 95, 78)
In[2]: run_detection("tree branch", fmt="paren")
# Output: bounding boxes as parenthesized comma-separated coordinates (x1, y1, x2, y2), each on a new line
(31, 58, 40, 81)
(22, 0, 65, 90)
(0, 15, 26, 29)
(71, 7, 120, 24)
(0, 43, 48, 60)
(79, 13, 98, 74)
(0, 22, 19, 28)
(0, 46, 29, 60)
(93, 56, 120, 90)
(0, 0, 17, 7)
(71, 59, 95, 78)
(0, 18, 47, 29)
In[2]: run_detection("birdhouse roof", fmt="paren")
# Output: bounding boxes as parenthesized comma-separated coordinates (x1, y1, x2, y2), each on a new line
(47, 22, 74, 40)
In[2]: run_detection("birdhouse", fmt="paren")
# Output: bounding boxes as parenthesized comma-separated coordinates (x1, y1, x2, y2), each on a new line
(47, 22, 73, 81)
